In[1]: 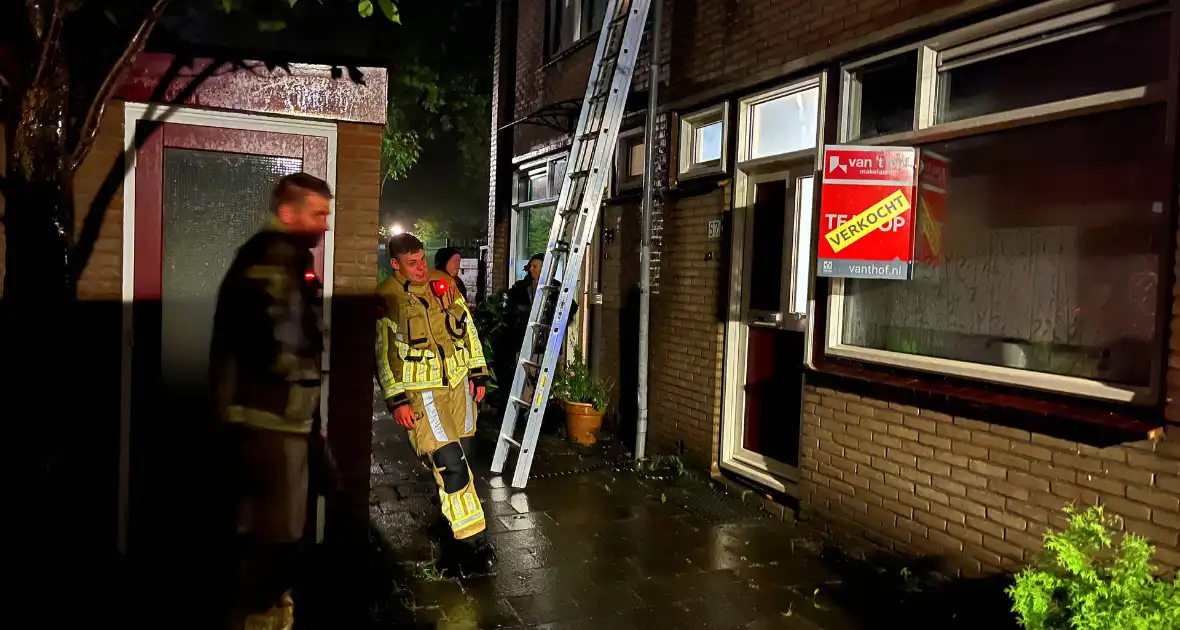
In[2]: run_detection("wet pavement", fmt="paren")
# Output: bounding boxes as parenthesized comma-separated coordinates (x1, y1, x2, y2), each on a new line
(341, 387, 1017, 630)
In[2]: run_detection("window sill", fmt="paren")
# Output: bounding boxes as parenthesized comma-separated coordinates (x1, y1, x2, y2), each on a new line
(541, 32, 600, 70)
(807, 357, 1165, 446)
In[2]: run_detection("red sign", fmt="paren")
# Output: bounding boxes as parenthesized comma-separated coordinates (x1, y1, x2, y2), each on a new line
(817, 146, 918, 280)
(916, 151, 950, 266)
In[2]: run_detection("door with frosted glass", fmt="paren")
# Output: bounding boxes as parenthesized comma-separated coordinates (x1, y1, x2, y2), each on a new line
(734, 167, 815, 479)
(128, 121, 329, 553)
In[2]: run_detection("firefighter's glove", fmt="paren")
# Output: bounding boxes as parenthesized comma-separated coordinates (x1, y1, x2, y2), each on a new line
(469, 378, 487, 404)
(386, 393, 416, 429)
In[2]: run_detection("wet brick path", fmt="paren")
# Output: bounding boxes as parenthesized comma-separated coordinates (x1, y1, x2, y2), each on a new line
(353, 389, 1016, 630)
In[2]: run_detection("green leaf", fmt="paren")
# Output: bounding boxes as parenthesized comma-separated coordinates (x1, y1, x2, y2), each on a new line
(357, 0, 374, 18)
(378, 0, 400, 23)
(257, 20, 287, 32)
(288, 0, 299, 7)
(221, 0, 233, 13)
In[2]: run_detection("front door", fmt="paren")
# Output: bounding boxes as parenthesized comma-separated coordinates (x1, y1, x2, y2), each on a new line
(723, 165, 816, 488)
(127, 119, 330, 554)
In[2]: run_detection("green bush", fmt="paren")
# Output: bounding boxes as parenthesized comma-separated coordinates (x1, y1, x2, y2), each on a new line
(551, 344, 610, 411)
(1007, 504, 1179, 630)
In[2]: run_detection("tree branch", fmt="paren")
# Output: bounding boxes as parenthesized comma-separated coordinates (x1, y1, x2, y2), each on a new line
(25, 0, 48, 42)
(30, 0, 64, 88)
(70, 0, 173, 172)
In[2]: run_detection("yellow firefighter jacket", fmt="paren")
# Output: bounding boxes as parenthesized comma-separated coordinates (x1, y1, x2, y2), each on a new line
(376, 269, 489, 408)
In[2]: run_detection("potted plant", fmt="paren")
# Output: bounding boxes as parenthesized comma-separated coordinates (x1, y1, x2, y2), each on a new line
(551, 344, 610, 446)
(1007, 504, 1179, 630)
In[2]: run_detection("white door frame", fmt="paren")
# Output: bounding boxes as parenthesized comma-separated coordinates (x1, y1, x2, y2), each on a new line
(719, 72, 828, 494)
(118, 103, 339, 554)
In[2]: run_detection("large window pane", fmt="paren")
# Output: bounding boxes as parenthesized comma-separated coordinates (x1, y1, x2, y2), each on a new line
(581, 0, 608, 35)
(695, 121, 723, 163)
(936, 13, 1169, 124)
(749, 87, 819, 158)
(849, 51, 918, 140)
(839, 106, 1168, 388)
(628, 141, 645, 177)
(747, 181, 787, 312)
(743, 327, 804, 466)
(527, 206, 556, 259)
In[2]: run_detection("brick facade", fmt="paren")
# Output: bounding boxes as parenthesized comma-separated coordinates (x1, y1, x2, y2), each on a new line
(493, 0, 1180, 576)
(327, 122, 382, 540)
(801, 388, 1180, 576)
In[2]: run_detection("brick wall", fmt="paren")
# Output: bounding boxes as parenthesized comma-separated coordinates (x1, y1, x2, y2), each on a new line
(800, 388, 1180, 576)
(647, 185, 728, 468)
(664, 0, 1008, 103)
(328, 122, 382, 542)
(513, 0, 597, 155)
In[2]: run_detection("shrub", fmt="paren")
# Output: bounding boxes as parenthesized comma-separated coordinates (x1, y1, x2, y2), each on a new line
(1007, 504, 1179, 630)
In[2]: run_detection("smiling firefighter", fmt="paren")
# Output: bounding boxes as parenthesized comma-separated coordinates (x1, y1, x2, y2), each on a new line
(376, 233, 496, 575)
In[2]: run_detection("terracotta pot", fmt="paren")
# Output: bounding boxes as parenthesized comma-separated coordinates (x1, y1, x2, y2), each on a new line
(563, 401, 604, 446)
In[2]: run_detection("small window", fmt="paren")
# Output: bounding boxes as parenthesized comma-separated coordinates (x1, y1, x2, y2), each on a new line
(615, 130, 645, 192)
(843, 50, 919, 140)
(747, 86, 820, 160)
(548, 0, 608, 57)
(526, 169, 549, 201)
(936, 10, 1170, 124)
(678, 103, 729, 178)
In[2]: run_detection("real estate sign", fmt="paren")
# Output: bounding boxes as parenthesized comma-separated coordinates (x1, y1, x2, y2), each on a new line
(916, 151, 949, 267)
(816, 145, 918, 280)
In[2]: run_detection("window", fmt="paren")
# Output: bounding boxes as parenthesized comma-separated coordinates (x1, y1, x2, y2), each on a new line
(741, 83, 820, 161)
(828, 2, 1173, 403)
(614, 129, 645, 192)
(842, 50, 919, 141)
(548, 0, 609, 57)
(511, 155, 567, 283)
(678, 103, 729, 178)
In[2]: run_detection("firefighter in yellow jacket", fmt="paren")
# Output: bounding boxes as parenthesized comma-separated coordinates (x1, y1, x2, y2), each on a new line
(376, 233, 497, 575)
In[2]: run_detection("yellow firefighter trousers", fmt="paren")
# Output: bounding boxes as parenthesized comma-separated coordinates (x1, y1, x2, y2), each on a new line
(405, 377, 485, 540)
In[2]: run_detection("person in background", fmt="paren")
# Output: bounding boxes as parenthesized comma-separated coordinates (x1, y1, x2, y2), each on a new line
(209, 173, 332, 630)
(435, 247, 469, 302)
(499, 254, 578, 391)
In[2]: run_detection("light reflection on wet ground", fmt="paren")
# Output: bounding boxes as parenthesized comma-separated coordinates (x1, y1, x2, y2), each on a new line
(350, 391, 1015, 630)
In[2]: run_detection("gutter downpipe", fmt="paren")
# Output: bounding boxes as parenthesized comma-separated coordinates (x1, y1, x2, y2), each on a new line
(636, 0, 662, 461)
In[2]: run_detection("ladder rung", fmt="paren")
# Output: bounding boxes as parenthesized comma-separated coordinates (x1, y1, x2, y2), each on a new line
(501, 436, 522, 448)
(521, 359, 540, 370)
(509, 396, 529, 407)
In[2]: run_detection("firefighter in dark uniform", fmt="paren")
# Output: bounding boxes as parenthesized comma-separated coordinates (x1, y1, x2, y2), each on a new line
(377, 233, 497, 575)
(209, 172, 332, 630)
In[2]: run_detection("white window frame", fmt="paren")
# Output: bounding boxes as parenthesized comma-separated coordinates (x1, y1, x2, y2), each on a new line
(613, 128, 645, 193)
(510, 155, 566, 285)
(677, 102, 729, 179)
(737, 76, 823, 168)
(826, 0, 1172, 404)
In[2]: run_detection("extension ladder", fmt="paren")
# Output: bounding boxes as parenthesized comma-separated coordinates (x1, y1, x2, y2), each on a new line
(490, 0, 652, 488)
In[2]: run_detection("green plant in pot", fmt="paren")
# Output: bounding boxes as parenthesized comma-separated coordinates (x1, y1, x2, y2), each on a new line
(551, 344, 611, 446)
(1007, 504, 1179, 630)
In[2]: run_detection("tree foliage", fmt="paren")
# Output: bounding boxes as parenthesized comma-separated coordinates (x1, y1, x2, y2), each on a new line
(1007, 505, 1179, 630)
(378, 0, 492, 191)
